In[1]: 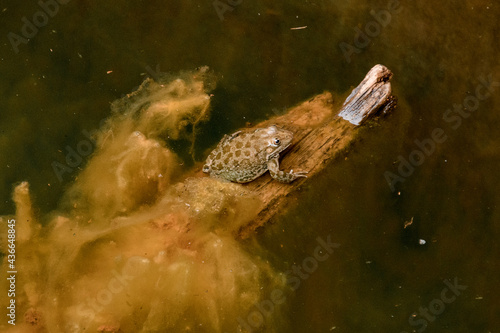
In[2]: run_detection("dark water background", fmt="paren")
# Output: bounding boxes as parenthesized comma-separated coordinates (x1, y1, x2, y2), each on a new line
(1, 0, 499, 332)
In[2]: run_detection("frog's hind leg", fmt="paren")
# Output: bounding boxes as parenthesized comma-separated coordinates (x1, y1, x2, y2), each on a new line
(267, 158, 308, 183)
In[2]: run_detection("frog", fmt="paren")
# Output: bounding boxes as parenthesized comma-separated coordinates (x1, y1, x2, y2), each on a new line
(202, 125, 307, 183)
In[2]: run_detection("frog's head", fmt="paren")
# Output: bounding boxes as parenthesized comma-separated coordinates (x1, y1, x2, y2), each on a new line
(260, 125, 293, 159)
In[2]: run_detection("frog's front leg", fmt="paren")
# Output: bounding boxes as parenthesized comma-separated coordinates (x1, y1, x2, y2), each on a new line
(267, 158, 308, 183)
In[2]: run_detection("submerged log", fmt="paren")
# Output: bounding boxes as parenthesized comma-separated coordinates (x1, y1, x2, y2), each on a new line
(236, 64, 396, 239)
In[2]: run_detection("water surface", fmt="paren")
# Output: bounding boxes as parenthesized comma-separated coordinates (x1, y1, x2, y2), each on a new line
(0, 0, 498, 332)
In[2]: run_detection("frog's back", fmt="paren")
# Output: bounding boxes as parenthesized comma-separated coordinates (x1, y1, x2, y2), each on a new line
(203, 125, 305, 183)
(205, 131, 268, 182)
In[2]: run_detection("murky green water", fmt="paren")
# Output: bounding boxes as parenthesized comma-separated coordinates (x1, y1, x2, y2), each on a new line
(1, 0, 498, 332)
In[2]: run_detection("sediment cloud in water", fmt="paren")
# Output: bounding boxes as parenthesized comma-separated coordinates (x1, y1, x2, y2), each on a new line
(0, 67, 286, 332)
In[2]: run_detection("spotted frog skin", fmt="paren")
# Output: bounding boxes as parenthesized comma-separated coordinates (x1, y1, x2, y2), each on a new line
(203, 125, 307, 183)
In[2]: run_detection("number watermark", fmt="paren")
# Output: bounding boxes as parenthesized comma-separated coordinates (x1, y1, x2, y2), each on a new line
(6, 219, 17, 325)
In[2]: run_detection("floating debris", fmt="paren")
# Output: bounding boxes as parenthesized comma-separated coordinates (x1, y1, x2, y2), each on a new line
(404, 216, 414, 229)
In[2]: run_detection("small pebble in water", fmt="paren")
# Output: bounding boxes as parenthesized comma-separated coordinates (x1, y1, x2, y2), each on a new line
(419, 239, 426, 245)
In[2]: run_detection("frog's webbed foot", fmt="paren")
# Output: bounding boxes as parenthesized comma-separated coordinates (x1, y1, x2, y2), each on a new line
(268, 158, 308, 183)
(289, 169, 309, 178)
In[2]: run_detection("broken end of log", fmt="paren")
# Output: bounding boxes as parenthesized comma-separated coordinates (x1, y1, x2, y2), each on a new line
(338, 64, 395, 126)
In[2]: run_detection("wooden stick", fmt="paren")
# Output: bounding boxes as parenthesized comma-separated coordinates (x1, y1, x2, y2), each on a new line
(237, 64, 396, 239)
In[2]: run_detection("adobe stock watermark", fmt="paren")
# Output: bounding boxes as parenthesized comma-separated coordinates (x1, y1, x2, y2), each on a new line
(76, 256, 149, 323)
(401, 277, 467, 333)
(339, 0, 402, 63)
(213, 0, 243, 21)
(236, 235, 340, 332)
(7, 0, 73, 54)
(385, 73, 499, 192)
(51, 64, 167, 183)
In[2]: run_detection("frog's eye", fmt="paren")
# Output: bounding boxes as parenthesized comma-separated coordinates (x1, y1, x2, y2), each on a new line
(271, 138, 280, 146)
